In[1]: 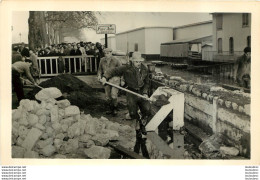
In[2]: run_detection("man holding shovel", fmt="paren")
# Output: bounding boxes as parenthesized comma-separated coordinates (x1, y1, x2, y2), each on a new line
(100, 51, 151, 158)
(98, 48, 122, 116)
(12, 60, 38, 102)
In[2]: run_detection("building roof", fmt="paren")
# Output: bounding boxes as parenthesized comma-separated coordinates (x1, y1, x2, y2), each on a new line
(172, 20, 212, 30)
(161, 36, 212, 45)
(116, 26, 173, 35)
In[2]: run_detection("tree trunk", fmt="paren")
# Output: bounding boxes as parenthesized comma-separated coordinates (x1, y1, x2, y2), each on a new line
(28, 11, 48, 50)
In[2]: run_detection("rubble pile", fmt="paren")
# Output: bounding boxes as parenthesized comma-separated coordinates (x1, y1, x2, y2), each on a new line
(199, 133, 240, 159)
(12, 87, 136, 159)
(27, 74, 107, 110)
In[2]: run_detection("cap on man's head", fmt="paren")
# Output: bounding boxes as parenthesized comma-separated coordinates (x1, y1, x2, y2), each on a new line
(244, 47, 251, 53)
(130, 52, 144, 61)
(103, 48, 112, 53)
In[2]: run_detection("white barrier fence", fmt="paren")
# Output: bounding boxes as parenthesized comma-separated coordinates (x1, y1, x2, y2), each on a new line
(37, 55, 98, 77)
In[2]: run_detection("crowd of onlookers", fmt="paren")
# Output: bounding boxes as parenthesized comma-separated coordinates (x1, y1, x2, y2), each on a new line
(12, 41, 106, 75)
(12, 41, 105, 61)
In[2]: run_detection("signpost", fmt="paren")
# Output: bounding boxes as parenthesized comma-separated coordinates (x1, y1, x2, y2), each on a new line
(96, 24, 116, 48)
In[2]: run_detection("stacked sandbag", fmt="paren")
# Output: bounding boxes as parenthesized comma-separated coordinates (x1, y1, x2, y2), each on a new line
(11, 87, 135, 159)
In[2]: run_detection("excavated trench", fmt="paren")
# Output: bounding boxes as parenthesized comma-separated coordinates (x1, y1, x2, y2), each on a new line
(15, 74, 205, 159)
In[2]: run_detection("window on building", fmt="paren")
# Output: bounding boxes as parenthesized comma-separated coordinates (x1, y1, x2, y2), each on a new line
(134, 43, 138, 51)
(247, 36, 251, 47)
(229, 37, 234, 54)
(242, 13, 249, 26)
(216, 14, 223, 30)
(218, 38, 222, 53)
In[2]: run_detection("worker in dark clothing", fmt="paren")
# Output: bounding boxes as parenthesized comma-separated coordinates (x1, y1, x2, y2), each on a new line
(12, 60, 37, 102)
(234, 47, 251, 89)
(101, 51, 151, 158)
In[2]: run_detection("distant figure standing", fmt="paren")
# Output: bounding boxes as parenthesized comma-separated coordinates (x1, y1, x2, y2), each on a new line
(234, 47, 251, 89)
(20, 42, 30, 58)
(29, 50, 40, 83)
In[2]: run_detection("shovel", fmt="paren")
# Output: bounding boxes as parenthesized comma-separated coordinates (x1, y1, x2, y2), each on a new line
(20, 77, 44, 89)
(105, 81, 153, 102)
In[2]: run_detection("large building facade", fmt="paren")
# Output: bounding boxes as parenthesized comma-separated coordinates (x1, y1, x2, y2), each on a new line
(209, 13, 251, 62)
(115, 27, 173, 60)
(100, 36, 116, 50)
(173, 20, 212, 40)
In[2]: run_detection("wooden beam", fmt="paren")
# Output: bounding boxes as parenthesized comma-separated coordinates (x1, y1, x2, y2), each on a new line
(108, 142, 147, 159)
(147, 132, 174, 158)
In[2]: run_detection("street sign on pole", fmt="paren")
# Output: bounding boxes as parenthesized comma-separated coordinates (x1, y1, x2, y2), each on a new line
(96, 24, 116, 34)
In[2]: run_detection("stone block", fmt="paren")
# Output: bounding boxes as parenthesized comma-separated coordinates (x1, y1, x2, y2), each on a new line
(218, 99, 224, 106)
(52, 122, 62, 134)
(57, 99, 71, 109)
(28, 114, 39, 126)
(79, 120, 87, 135)
(58, 109, 65, 120)
(64, 106, 80, 117)
(12, 108, 23, 122)
(12, 146, 26, 158)
(46, 98, 56, 105)
(179, 84, 188, 92)
(106, 122, 121, 131)
(34, 123, 46, 131)
(84, 146, 111, 159)
(18, 112, 29, 126)
(16, 137, 24, 146)
(18, 126, 29, 139)
(61, 124, 69, 132)
(55, 133, 65, 140)
(41, 144, 56, 157)
(38, 115, 47, 125)
(37, 138, 54, 149)
(185, 94, 213, 115)
(202, 93, 208, 99)
(68, 122, 81, 138)
(92, 134, 109, 146)
(85, 119, 102, 135)
(244, 104, 250, 116)
(35, 87, 62, 101)
(232, 103, 238, 111)
(54, 139, 63, 149)
(63, 138, 79, 154)
(217, 108, 250, 133)
(41, 133, 49, 140)
(225, 101, 231, 108)
(79, 134, 92, 143)
(238, 106, 245, 113)
(46, 127, 54, 137)
(36, 109, 48, 116)
(220, 146, 239, 156)
(207, 95, 213, 101)
(24, 150, 39, 158)
(60, 117, 74, 127)
(101, 129, 119, 140)
(19, 99, 34, 112)
(50, 105, 59, 122)
(12, 121, 20, 137)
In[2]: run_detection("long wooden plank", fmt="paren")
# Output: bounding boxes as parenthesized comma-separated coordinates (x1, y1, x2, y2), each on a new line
(108, 142, 146, 159)
(147, 132, 174, 158)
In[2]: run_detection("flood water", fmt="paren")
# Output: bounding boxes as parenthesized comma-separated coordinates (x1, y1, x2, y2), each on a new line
(156, 65, 237, 87)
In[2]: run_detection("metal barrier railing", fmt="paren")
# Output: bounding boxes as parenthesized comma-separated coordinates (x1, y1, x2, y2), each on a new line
(37, 55, 98, 77)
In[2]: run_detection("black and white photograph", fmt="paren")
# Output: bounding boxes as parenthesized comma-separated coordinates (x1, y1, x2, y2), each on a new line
(9, 10, 253, 160)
